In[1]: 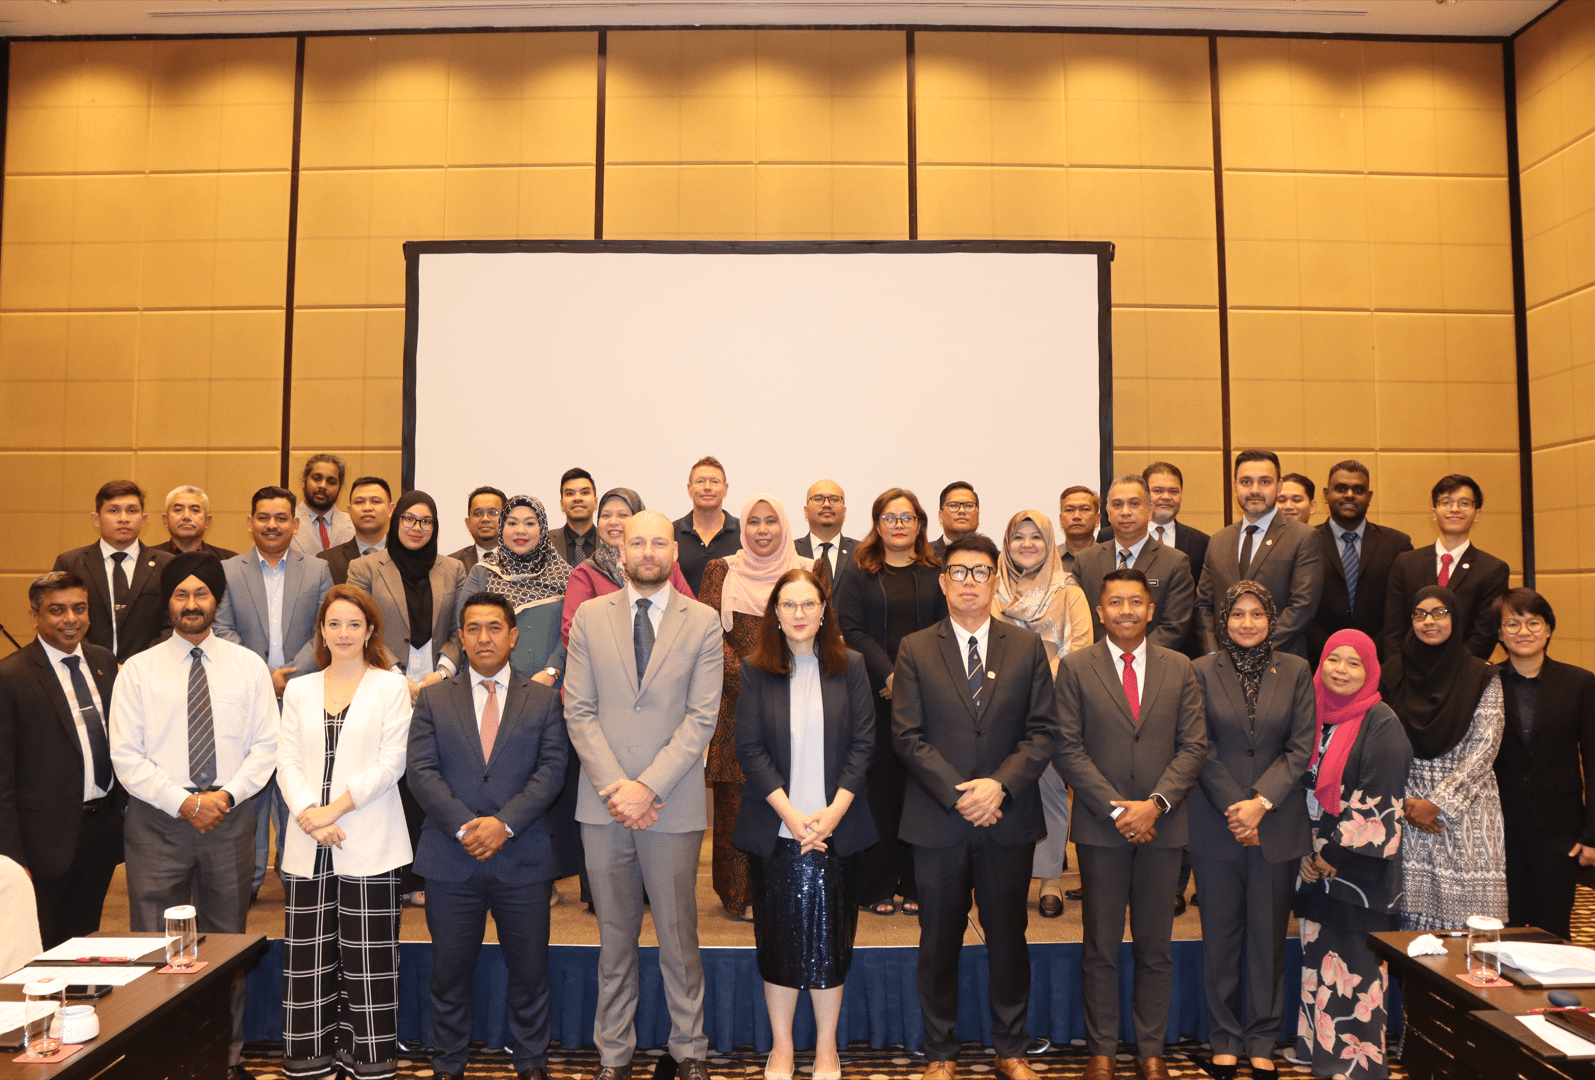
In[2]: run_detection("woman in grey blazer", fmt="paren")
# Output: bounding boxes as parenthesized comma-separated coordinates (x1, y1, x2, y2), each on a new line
(1189, 581, 1316, 1079)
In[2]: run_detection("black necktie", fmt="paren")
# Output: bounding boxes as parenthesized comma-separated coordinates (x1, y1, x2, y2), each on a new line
(110, 551, 130, 620)
(967, 634, 984, 708)
(819, 541, 833, 570)
(1239, 524, 1259, 577)
(634, 598, 655, 681)
(187, 646, 217, 789)
(63, 656, 113, 792)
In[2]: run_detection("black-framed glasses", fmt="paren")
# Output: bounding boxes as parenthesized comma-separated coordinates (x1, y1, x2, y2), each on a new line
(400, 514, 436, 530)
(1411, 608, 1451, 623)
(1503, 617, 1547, 633)
(945, 565, 994, 583)
(943, 501, 977, 513)
(808, 495, 844, 506)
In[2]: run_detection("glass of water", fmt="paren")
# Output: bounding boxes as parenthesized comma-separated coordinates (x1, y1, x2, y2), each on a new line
(1467, 915, 1504, 980)
(164, 904, 199, 969)
(22, 978, 65, 1055)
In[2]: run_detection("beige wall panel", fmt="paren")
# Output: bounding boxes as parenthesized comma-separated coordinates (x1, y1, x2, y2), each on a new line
(603, 164, 756, 240)
(292, 308, 404, 383)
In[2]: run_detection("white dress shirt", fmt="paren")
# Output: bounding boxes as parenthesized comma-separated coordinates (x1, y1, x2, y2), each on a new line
(39, 639, 110, 801)
(950, 615, 992, 669)
(1435, 537, 1471, 577)
(1114, 532, 1152, 568)
(254, 549, 289, 669)
(1236, 507, 1279, 563)
(803, 533, 841, 576)
(627, 582, 669, 637)
(1151, 520, 1177, 549)
(97, 538, 141, 656)
(109, 630, 279, 817)
(475, 544, 495, 563)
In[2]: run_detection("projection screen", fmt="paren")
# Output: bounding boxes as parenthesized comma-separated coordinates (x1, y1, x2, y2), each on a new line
(404, 240, 1113, 556)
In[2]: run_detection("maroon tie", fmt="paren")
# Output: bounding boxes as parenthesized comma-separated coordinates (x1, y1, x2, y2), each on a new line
(317, 516, 331, 551)
(1438, 552, 1453, 588)
(1122, 653, 1140, 722)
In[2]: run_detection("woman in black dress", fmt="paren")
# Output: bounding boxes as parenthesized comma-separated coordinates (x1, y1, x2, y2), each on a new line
(833, 487, 946, 916)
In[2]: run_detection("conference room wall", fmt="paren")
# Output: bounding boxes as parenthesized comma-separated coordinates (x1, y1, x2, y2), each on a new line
(0, 26, 1530, 652)
(1518, 0, 1595, 669)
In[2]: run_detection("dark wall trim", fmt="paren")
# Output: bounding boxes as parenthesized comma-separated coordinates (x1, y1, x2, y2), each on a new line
(594, 29, 607, 240)
(0, 42, 10, 254)
(1512, 0, 1566, 40)
(1208, 35, 1234, 528)
(905, 30, 917, 241)
(277, 35, 306, 488)
(1503, 39, 1537, 586)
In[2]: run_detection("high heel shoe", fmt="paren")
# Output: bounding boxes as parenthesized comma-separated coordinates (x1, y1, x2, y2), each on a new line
(763, 1054, 793, 1080)
(811, 1063, 841, 1080)
(1197, 1059, 1238, 1080)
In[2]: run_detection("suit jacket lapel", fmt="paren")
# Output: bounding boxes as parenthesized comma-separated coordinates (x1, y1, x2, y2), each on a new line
(608, 592, 642, 695)
(376, 554, 408, 632)
(282, 550, 308, 632)
(1447, 551, 1475, 590)
(453, 672, 489, 770)
(1140, 644, 1167, 717)
(1244, 516, 1286, 578)
(938, 623, 979, 722)
(126, 549, 160, 613)
(976, 622, 1008, 722)
(1212, 652, 1250, 730)
(27, 642, 82, 753)
(1254, 662, 1284, 739)
(1089, 644, 1137, 727)
(79, 549, 113, 624)
(639, 589, 689, 694)
(241, 554, 270, 640)
(488, 677, 527, 762)
(819, 667, 841, 778)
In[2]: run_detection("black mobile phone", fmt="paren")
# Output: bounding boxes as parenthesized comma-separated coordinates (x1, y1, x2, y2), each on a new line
(64, 985, 113, 1000)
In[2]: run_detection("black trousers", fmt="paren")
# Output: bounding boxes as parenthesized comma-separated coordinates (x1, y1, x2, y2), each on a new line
(1503, 812, 1578, 939)
(860, 735, 915, 905)
(912, 832, 1034, 1060)
(31, 801, 122, 950)
(1077, 843, 1182, 1059)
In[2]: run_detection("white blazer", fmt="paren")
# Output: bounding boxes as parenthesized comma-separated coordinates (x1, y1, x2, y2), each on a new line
(277, 667, 413, 878)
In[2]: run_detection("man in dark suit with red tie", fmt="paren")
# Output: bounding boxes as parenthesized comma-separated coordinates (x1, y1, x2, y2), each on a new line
(0, 572, 124, 948)
(1382, 473, 1509, 659)
(892, 535, 1058, 1080)
(52, 479, 174, 664)
(1307, 460, 1413, 663)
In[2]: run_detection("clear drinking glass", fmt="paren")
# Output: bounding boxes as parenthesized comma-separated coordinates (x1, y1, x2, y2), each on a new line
(1467, 915, 1504, 980)
(22, 978, 65, 1055)
(164, 904, 198, 969)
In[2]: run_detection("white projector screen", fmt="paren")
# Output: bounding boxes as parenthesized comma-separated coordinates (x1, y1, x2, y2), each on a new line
(405, 241, 1112, 557)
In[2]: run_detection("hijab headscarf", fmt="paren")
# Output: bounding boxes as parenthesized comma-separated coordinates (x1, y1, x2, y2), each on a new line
(1381, 584, 1490, 760)
(1312, 629, 1383, 815)
(994, 510, 1079, 652)
(478, 494, 571, 608)
(717, 494, 809, 632)
(589, 487, 645, 588)
(388, 491, 440, 647)
(1217, 579, 1277, 721)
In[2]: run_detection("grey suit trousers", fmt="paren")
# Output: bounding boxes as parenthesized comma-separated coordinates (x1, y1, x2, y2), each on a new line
(1031, 765, 1072, 878)
(124, 794, 258, 1066)
(1076, 842, 1182, 1058)
(583, 823, 708, 1065)
(1189, 846, 1296, 1059)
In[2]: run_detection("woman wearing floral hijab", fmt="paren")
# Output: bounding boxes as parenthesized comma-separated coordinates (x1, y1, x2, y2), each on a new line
(1188, 581, 1315, 1079)
(698, 493, 811, 919)
(1293, 630, 1412, 1080)
(991, 510, 1090, 917)
(455, 494, 572, 683)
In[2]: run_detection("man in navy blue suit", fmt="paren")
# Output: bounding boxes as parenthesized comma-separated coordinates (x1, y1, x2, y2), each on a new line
(407, 591, 568, 1080)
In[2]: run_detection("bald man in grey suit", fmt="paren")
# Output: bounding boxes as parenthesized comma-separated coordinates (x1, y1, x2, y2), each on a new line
(563, 511, 724, 1080)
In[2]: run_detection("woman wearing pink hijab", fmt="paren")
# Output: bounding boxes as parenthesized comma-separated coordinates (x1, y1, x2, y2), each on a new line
(698, 494, 812, 919)
(1291, 630, 1412, 1080)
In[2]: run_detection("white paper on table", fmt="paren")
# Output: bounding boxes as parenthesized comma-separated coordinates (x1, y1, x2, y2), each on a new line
(1477, 942, 1595, 978)
(33, 937, 172, 963)
(1516, 1015, 1595, 1057)
(0, 965, 149, 986)
(0, 1002, 29, 1031)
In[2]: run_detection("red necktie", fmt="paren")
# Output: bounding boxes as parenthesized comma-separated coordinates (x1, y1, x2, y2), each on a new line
(317, 516, 331, 550)
(480, 679, 500, 762)
(1122, 653, 1140, 722)
(1438, 552, 1453, 588)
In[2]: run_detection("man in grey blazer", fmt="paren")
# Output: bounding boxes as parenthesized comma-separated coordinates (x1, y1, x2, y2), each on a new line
(563, 510, 724, 1080)
(1054, 568, 1207, 1080)
(1072, 475, 1195, 651)
(793, 479, 856, 590)
(1194, 450, 1324, 660)
(213, 486, 334, 900)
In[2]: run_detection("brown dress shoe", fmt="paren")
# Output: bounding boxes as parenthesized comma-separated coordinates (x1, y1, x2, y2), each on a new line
(922, 1062, 957, 1080)
(993, 1057, 1039, 1080)
(1136, 1058, 1172, 1080)
(1083, 1055, 1116, 1080)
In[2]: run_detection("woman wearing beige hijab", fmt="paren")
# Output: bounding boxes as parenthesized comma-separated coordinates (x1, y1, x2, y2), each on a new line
(992, 509, 1090, 918)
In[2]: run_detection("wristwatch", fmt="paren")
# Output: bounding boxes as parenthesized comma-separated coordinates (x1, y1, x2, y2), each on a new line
(544, 667, 560, 680)
(1256, 794, 1275, 812)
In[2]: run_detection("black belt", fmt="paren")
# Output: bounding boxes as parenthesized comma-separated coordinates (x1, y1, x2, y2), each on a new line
(83, 797, 108, 812)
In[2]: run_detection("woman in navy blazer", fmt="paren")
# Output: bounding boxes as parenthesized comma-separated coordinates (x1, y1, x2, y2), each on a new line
(1189, 581, 1315, 1079)
(735, 567, 877, 1080)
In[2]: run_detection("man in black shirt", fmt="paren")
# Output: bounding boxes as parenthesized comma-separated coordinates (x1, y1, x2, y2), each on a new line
(672, 455, 740, 595)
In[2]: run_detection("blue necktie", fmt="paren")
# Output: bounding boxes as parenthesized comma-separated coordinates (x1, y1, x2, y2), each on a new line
(634, 598, 655, 682)
(62, 656, 113, 792)
(967, 635, 984, 708)
(1341, 532, 1360, 613)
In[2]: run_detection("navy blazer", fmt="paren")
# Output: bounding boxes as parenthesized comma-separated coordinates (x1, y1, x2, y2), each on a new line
(892, 619, 1058, 849)
(406, 667, 567, 884)
(731, 651, 879, 858)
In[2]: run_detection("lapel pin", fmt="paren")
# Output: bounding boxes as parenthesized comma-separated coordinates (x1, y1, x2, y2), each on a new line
(986, 671, 996, 679)
(1265, 539, 1274, 547)
(1462, 563, 1470, 570)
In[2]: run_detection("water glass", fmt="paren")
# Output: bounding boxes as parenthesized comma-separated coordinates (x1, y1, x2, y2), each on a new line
(165, 904, 198, 969)
(1467, 915, 1504, 980)
(22, 978, 65, 1055)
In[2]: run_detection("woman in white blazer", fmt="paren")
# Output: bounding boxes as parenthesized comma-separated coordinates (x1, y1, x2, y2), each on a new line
(277, 584, 412, 1080)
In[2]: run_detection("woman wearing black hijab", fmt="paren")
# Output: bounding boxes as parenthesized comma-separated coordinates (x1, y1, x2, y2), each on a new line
(348, 490, 468, 908)
(1382, 584, 1507, 931)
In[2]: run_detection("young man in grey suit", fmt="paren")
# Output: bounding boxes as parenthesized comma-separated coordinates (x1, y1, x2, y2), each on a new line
(1193, 450, 1324, 659)
(564, 510, 724, 1080)
(407, 591, 569, 1080)
(892, 535, 1057, 1080)
(213, 485, 334, 901)
(1073, 475, 1196, 651)
(793, 479, 856, 589)
(1053, 568, 1207, 1080)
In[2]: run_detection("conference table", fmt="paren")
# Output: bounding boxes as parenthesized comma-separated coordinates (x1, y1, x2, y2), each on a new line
(0, 932, 267, 1080)
(1371, 929, 1595, 1080)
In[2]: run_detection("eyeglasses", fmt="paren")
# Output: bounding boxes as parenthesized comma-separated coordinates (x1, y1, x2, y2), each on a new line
(470, 508, 502, 519)
(1411, 608, 1451, 623)
(808, 495, 844, 506)
(1437, 498, 1476, 511)
(880, 513, 918, 527)
(777, 600, 822, 615)
(943, 501, 977, 513)
(400, 515, 436, 530)
(945, 565, 995, 584)
(1503, 618, 1547, 634)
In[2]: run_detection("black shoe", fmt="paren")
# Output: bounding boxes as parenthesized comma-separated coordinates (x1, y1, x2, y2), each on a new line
(1196, 1059, 1237, 1080)
(678, 1059, 714, 1080)
(595, 1065, 634, 1080)
(519, 1069, 549, 1080)
(1039, 893, 1063, 918)
(1189, 892, 1199, 908)
(1026, 1037, 1052, 1055)
(1064, 886, 1083, 901)
(396, 1038, 424, 1053)
(1174, 893, 1187, 916)
(653, 1054, 678, 1080)
(433, 1074, 464, 1080)
(229, 1067, 255, 1080)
